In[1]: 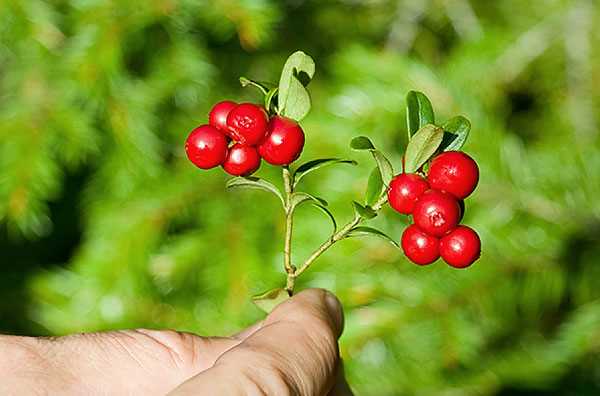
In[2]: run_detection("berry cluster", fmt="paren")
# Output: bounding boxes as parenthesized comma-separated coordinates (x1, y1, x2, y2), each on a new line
(182, 51, 481, 306)
(389, 151, 481, 268)
(185, 101, 305, 176)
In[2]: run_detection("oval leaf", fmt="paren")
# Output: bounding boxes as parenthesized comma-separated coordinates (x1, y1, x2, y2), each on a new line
(310, 202, 337, 233)
(365, 167, 384, 206)
(290, 192, 328, 208)
(293, 158, 357, 188)
(406, 91, 435, 138)
(226, 177, 285, 207)
(372, 150, 394, 186)
(350, 136, 375, 151)
(404, 124, 444, 173)
(252, 288, 290, 313)
(440, 115, 471, 151)
(278, 51, 316, 121)
(346, 226, 399, 248)
(352, 201, 377, 219)
(290, 193, 336, 232)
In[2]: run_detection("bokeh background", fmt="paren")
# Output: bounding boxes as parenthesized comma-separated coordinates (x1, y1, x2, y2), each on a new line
(2, 0, 600, 394)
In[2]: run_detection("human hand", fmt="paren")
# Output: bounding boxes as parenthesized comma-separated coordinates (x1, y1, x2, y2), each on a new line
(0, 289, 350, 395)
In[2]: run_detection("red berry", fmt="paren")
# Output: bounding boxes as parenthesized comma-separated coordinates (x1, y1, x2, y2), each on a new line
(387, 173, 429, 214)
(440, 225, 481, 268)
(209, 100, 237, 132)
(258, 116, 305, 165)
(427, 151, 479, 199)
(185, 125, 228, 169)
(412, 189, 461, 237)
(401, 224, 440, 265)
(222, 144, 261, 176)
(226, 103, 269, 145)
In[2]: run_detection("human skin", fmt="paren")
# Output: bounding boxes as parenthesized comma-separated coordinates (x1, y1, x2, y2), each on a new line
(0, 289, 350, 396)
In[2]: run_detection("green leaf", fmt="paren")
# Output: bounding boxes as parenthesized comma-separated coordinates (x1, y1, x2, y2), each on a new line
(346, 226, 399, 248)
(290, 192, 328, 208)
(252, 288, 290, 313)
(239, 77, 272, 96)
(350, 136, 375, 151)
(440, 116, 471, 151)
(289, 193, 336, 232)
(352, 201, 377, 219)
(310, 202, 337, 233)
(404, 124, 444, 173)
(264, 88, 279, 114)
(226, 177, 285, 207)
(350, 136, 394, 185)
(293, 158, 357, 188)
(365, 167, 384, 206)
(278, 51, 316, 121)
(372, 150, 394, 186)
(406, 91, 435, 138)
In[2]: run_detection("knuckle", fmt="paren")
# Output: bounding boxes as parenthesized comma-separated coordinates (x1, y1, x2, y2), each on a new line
(132, 329, 198, 369)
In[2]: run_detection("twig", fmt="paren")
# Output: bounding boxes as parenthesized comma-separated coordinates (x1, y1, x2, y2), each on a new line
(287, 194, 389, 291)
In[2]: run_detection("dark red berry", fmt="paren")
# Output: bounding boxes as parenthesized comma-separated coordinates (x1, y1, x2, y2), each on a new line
(222, 144, 261, 176)
(258, 116, 305, 165)
(185, 125, 228, 169)
(209, 100, 237, 132)
(401, 224, 440, 265)
(226, 103, 269, 146)
(412, 189, 461, 237)
(440, 225, 481, 268)
(388, 173, 430, 214)
(427, 151, 479, 199)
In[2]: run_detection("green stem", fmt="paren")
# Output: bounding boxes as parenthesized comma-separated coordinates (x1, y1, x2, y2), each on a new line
(282, 167, 296, 294)
(288, 194, 389, 289)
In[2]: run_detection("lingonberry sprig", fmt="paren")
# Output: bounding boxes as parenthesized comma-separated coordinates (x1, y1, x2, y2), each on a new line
(184, 51, 481, 312)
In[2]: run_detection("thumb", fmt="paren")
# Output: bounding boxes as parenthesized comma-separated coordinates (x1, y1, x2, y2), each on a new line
(170, 289, 344, 396)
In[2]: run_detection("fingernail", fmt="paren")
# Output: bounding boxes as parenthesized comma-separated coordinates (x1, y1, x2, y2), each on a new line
(324, 292, 344, 338)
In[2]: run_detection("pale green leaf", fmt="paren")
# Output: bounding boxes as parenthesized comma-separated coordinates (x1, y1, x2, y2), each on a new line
(293, 158, 357, 188)
(278, 51, 315, 121)
(252, 288, 290, 313)
(352, 201, 377, 219)
(226, 177, 285, 207)
(365, 167, 384, 206)
(404, 124, 444, 173)
(350, 136, 375, 151)
(346, 226, 399, 248)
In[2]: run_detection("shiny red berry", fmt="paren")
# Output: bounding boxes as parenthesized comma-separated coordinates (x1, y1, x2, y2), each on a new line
(412, 189, 461, 237)
(209, 100, 237, 132)
(387, 173, 429, 214)
(401, 224, 440, 265)
(440, 225, 481, 268)
(222, 144, 261, 176)
(226, 103, 269, 146)
(185, 125, 228, 169)
(427, 151, 479, 199)
(258, 116, 305, 165)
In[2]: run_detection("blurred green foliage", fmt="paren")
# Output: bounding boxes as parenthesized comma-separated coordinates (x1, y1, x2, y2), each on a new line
(2, 0, 600, 394)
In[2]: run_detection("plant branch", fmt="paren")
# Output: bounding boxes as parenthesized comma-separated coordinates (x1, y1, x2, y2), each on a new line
(282, 167, 295, 293)
(287, 194, 389, 290)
